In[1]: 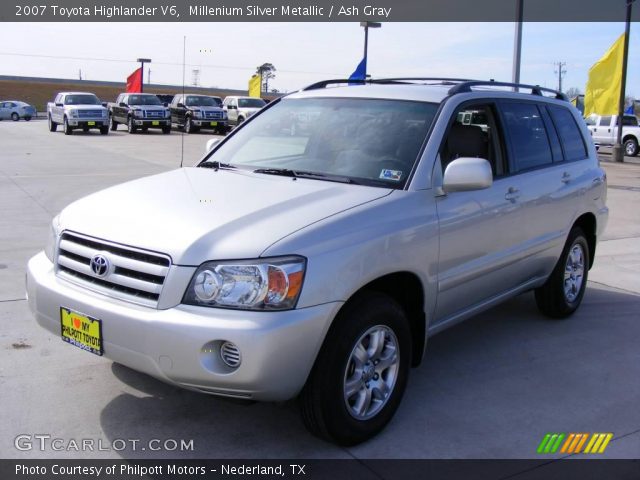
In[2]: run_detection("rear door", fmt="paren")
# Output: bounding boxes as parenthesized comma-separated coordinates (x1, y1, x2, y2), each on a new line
(592, 115, 613, 145)
(0, 102, 9, 119)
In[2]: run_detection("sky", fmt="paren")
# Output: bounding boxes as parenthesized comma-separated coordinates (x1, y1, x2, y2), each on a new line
(0, 22, 638, 97)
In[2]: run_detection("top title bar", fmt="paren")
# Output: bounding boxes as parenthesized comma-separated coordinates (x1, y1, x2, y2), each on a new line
(4, 0, 640, 22)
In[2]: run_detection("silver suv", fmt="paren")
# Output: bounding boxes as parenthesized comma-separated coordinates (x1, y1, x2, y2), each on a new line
(27, 79, 607, 446)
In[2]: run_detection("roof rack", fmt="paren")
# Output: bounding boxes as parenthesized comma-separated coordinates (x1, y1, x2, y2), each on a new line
(301, 78, 569, 102)
(449, 80, 568, 101)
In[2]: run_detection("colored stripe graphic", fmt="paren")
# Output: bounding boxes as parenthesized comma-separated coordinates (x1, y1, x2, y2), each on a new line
(540, 433, 614, 454)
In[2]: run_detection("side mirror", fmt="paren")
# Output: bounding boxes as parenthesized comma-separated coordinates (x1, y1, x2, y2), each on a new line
(101, 102, 107, 107)
(177, 103, 185, 108)
(205, 138, 221, 153)
(227, 105, 236, 110)
(55, 103, 63, 107)
(119, 102, 127, 107)
(443, 157, 493, 193)
(163, 102, 169, 107)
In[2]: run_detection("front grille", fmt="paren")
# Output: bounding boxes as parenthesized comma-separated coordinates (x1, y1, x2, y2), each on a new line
(56, 232, 171, 308)
(144, 110, 165, 119)
(203, 111, 223, 120)
(78, 110, 103, 118)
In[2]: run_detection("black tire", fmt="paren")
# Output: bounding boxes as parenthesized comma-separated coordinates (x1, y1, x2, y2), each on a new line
(141, 127, 148, 133)
(237, 116, 245, 125)
(24, 116, 31, 122)
(127, 116, 137, 134)
(82, 126, 90, 133)
(100, 126, 109, 135)
(535, 227, 590, 319)
(110, 117, 118, 131)
(162, 126, 171, 134)
(48, 115, 57, 132)
(300, 292, 411, 446)
(185, 117, 194, 134)
(11, 112, 19, 121)
(63, 117, 73, 135)
(624, 138, 639, 157)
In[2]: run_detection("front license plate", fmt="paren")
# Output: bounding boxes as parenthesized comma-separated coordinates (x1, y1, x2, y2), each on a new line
(210, 121, 218, 126)
(60, 307, 103, 356)
(152, 121, 160, 126)
(87, 121, 96, 126)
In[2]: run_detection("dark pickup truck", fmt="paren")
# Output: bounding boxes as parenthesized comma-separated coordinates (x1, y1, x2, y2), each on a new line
(170, 94, 229, 134)
(109, 93, 171, 134)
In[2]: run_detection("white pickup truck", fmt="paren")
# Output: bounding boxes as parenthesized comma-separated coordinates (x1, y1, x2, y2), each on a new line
(47, 92, 109, 135)
(586, 113, 640, 156)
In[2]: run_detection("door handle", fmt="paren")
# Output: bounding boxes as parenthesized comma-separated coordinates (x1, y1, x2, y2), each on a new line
(561, 172, 572, 184)
(505, 187, 520, 201)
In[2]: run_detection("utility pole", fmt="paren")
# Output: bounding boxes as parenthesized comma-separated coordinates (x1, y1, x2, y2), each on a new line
(554, 61, 567, 92)
(78, 69, 82, 80)
(512, 0, 524, 89)
(148, 68, 151, 85)
(136, 58, 151, 93)
(613, 0, 635, 163)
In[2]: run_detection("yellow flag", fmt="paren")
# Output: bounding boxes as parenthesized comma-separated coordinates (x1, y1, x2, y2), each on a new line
(248, 74, 261, 98)
(584, 33, 625, 117)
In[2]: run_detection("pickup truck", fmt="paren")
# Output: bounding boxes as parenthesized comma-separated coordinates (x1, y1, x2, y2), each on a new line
(170, 94, 229, 134)
(222, 96, 266, 126)
(47, 92, 109, 135)
(585, 113, 640, 156)
(109, 93, 171, 134)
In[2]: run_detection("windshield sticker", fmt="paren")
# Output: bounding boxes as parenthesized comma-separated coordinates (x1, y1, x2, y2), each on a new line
(379, 169, 403, 181)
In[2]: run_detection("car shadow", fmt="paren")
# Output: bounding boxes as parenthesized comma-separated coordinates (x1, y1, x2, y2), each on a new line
(99, 284, 640, 459)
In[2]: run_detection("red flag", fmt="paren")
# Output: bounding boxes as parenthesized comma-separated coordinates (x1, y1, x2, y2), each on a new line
(126, 68, 142, 93)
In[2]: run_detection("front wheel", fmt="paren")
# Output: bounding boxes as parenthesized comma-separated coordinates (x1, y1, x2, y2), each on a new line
(48, 115, 57, 132)
(184, 117, 194, 133)
(535, 227, 590, 318)
(110, 117, 118, 131)
(162, 126, 171, 134)
(11, 112, 19, 121)
(100, 126, 109, 135)
(624, 138, 639, 157)
(63, 117, 73, 135)
(300, 292, 411, 446)
(127, 116, 137, 134)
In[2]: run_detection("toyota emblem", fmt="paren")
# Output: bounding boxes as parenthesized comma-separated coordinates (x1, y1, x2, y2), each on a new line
(90, 254, 110, 277)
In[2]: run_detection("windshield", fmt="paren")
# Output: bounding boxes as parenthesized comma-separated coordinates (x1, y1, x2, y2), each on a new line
(238, 98, 266, 108)
(129, 95, 162, 106)
(186, 96, 222, 107)
(203, 97, 438, 188)
(66, 94, 101, 105)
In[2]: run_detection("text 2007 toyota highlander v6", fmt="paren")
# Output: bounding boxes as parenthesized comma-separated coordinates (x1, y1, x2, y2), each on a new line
(27, 78, 607, 445)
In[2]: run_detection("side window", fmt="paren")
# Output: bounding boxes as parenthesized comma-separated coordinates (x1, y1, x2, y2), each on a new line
(441, 103, 506, 177)
(548, 106, 588, 162)
(500, 102, 553, 172)
(584, 115, 597, 126)
(622, 115, 638, 126)
(54, 94, 61, 104)
(599, 116, 612, 127)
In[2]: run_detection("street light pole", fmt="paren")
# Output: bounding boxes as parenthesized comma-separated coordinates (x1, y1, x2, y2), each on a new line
(613, 0, 634, 163)
(359, 21, 381, 78)
(136, 58, 152, 93)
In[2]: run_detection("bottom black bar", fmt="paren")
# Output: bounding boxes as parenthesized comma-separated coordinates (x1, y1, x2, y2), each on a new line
(1, 459, 639, 480)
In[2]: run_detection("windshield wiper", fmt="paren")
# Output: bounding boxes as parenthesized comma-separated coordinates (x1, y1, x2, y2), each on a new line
(199, 161, 237, 170)
(253, 168, 354, 184)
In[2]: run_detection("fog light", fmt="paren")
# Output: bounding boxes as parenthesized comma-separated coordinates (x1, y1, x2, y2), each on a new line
(220, 341, 241, 368)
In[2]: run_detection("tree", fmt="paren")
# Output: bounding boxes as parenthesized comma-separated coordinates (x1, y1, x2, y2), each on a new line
(565, 87, 582, 100)
(256, 63, 276, 93)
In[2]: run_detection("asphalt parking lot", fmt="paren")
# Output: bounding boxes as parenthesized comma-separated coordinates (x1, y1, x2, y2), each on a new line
(1, 120, 639, 465)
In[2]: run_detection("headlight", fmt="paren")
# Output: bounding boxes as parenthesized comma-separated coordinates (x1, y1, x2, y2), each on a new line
(133, 109, 143, 118)
(165, 109, 171, 117)
(102, 109, 108, 117)
(69, 109, 78, 118)
(183, 256, 306, 310)
(192, 109, 202, 118)
(222, 111, 228, 119)
(44, 215, 61, 262)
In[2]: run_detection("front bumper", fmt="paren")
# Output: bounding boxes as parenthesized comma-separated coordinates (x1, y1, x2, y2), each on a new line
(193, 119, 228, 129)
(27, 251, 340, 401)
(134, 119, 170, 127)
(68, 119, 106, 127)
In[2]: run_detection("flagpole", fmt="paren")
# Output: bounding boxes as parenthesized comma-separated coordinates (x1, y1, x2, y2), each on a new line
(512, 0, 524, 89)
(613, 0, 634, 163)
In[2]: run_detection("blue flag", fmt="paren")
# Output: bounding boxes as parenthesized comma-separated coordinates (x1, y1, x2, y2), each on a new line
(624, 103, 634, 115)
(348, 57, 367, 84)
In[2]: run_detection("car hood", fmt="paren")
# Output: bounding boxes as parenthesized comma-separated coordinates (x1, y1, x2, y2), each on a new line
(191, 106, 224, 112)
(59, 167, 391, 265)
(66, 105, 106, 110)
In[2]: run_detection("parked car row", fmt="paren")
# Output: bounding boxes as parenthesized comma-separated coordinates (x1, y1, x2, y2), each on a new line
(46, 91, 267, 136)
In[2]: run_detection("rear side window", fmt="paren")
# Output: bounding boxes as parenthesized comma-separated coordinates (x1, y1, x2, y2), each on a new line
(599, 116, 612, 127)
(622, 116, 638, 126)
(500, 102, 553, 171)
(548, 106, 588, 161)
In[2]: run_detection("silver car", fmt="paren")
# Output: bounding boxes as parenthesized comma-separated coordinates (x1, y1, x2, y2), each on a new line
(223, 95, 266, 125)
(26, 79, 607, 445)
(0, 100, 36, 121)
